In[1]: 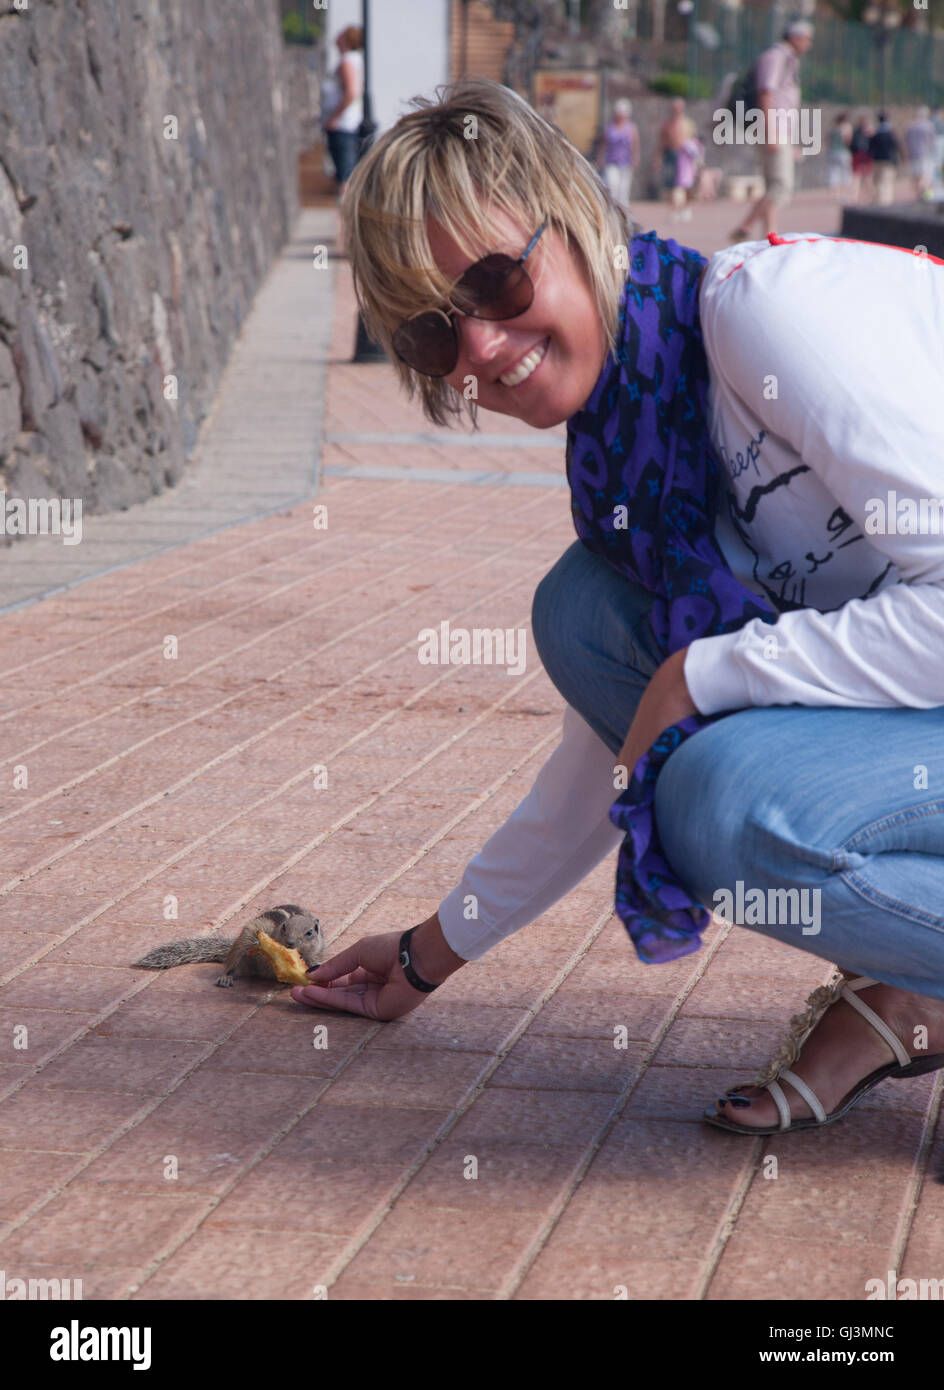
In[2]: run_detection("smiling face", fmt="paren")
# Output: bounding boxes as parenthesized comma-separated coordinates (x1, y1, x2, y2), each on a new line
(425, 208, 608, 429)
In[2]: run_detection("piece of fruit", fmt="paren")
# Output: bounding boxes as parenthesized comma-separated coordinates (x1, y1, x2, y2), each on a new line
(249, 929, 312, 986)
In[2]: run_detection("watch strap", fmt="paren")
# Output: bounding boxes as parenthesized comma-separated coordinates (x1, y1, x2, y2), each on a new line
(398, 926, 440, 993)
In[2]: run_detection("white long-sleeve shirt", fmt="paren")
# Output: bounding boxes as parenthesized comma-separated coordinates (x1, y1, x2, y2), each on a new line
(438, 232, 944, 961)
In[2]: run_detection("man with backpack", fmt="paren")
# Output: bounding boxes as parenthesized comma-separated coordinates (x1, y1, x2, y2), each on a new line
(729, 19, 815, 241)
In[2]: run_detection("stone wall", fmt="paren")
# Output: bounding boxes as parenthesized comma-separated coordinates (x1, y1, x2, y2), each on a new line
(0, 0, 321, 523)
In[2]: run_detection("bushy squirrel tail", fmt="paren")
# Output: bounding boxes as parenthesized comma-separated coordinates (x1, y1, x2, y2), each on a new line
(132, 937, 229, 969)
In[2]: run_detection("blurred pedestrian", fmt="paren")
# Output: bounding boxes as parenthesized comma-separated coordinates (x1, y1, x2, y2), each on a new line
(904, 106, 938, 199)
(826, 112, 853, 195)
(323, 24, 364, 189)
(597, 99, 639, 209)
(850, 113, 874, 203)
(868, 112, 901, 206)
(932, 106, 944, 182)
(729, 20, 814, 242)
(670, 131, 705, 221)
(658, 98, 695, 212)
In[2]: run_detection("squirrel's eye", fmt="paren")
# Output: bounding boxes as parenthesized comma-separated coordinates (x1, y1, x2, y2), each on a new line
(306, 929, 314, 936)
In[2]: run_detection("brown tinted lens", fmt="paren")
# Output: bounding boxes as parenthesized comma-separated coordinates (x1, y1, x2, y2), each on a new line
(391, 310, 458, 377)
(452, 255, 533, 320)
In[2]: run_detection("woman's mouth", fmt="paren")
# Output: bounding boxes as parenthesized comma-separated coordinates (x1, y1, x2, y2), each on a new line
(498, 338, 549, 388)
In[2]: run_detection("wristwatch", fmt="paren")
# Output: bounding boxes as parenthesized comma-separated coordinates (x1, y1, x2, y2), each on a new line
(398, 926, 440, 993)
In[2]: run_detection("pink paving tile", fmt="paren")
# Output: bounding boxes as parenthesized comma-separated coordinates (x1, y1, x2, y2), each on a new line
(444, 1086, 617, 1152)
(0, 963, 136, 1013)
(138, 1068, 319, 1140)
(339, 1203, 546, 1291)
(0, 1184, 211, 1268)
(0, 1006, 99, 1067)
(526, 988, 675, 1042)
(0, 1084, 147, 1151)
(272, 1102, 452, 1167)
(328, 1276, 486, 1298)
(91, 981, 259, 1041)
(399, 1137, 587, 1214)
(486, 1036, 647, 1093)
(134, 1226, 348, 1299)
(516, 1253, 706, 1300)
(27, 1037, 209, 1094)
(368, 1001, 530, 1054)
(711, 1110, 924, 1249)
(206, 1152, 403, 1233)
(319, 1045, 492, 1111)
(78, 1113, 289, 1195)
(0, 1262, 142, 1300)
(654, 1016, 786, 1070)
(679, 968, 827, 1022)
(0, 1148, 87, 1219)
(201, 1004, 369, 1077)
(533, 1119, 753, 1262)
(707, 1233, 900, 1301)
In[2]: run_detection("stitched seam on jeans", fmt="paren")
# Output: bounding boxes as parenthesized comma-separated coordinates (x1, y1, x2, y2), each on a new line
(841, 869, 944, 934)
(842, 800, 944, 853)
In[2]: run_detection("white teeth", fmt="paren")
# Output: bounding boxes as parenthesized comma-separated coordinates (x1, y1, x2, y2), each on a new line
(499, 339, 547, 387)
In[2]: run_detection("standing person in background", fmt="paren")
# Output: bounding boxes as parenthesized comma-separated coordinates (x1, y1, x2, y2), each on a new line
(323, 24, 365, 189)
(598, 99, 639, 210)
(904, 106, 939, 199)
(932, 106, 944, 185)
(729, 20, 814, 241)
(868, 112, 901, 206)
(658, 97, 695, 211)
(850, 113, 875, 202)
(826, 112, 853, 195)
(670, 128, 705, 221)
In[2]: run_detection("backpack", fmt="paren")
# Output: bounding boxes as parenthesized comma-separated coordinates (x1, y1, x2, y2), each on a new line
(722, 62, 759, 117)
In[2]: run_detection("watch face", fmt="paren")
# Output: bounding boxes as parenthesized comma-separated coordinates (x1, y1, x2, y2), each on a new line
(399, 949, 409, 968)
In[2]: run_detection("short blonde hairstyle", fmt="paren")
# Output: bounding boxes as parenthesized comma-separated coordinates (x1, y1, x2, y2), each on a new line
(340, 78, 636, 427)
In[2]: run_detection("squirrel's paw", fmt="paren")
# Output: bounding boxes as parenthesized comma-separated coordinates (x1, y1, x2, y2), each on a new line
(215, 974, 235, 988)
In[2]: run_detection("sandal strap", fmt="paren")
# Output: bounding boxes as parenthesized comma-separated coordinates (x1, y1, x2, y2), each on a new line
(776, 1067, 828, 1124)
(765, 1079, 792, 1130)
(840, 979, 911, 1067)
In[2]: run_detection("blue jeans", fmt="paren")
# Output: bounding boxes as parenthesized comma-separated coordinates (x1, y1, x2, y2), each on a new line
(327, 130, 360, 186)
(532, 540, 944, 1002)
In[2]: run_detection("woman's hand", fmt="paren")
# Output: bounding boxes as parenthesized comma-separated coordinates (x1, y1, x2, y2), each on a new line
(291, 913, 465, 1020)
(615, 647, 698, 789)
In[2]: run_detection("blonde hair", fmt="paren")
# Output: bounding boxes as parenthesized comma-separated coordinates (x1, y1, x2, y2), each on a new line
(340, 77, 636, 428)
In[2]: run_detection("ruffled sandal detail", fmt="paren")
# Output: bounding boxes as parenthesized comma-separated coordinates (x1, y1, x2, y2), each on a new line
(703, 974, 944, 1135)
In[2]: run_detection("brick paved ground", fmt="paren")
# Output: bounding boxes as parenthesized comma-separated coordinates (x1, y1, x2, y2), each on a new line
(1, 181, 941, 1301)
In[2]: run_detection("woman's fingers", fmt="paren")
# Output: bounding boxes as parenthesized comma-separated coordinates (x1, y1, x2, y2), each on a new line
(309, 942, 367, 984)
(290, 982, 374, 1015)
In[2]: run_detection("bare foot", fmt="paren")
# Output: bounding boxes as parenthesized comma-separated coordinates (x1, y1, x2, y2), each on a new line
(711, 975, 944, 1129)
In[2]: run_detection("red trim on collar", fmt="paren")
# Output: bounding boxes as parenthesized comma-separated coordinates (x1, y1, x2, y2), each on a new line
(721, 230, 944, 279)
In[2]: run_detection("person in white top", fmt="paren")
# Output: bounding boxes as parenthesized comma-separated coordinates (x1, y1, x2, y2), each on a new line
(293, 79, 944, 1141)
(323, 24, 364, 188)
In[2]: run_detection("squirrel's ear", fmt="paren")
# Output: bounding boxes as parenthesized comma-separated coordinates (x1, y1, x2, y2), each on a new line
(259, 907, 290, 928)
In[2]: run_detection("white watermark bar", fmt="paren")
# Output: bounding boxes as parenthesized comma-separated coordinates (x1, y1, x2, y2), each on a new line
(712, 102, 822, 156)
(0, 493, 83, 545)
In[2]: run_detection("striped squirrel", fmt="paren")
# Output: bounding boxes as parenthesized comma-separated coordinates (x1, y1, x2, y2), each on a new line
(132, 904, 323, 988)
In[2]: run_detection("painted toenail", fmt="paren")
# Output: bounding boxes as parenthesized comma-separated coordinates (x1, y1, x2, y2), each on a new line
(727, 1097, 752, 1108)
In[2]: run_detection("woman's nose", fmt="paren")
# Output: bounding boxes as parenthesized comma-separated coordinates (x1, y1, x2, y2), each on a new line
(455, 315, 509, 368)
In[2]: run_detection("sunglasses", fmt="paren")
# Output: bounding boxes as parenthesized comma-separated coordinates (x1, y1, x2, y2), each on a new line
(392, 221, 548, 378)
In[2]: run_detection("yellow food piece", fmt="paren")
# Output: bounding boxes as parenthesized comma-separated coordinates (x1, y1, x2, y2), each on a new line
(250, 929, 312, 986)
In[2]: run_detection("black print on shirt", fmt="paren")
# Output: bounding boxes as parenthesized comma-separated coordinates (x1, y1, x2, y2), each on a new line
(718, 429, 767, 481)
(727, 481, 894, 614)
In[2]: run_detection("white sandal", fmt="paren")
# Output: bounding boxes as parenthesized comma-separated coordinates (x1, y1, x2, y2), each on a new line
(704, 974, 944, 1135)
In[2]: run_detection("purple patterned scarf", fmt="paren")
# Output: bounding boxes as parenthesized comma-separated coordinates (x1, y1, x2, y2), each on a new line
(565, 231, 777, 963)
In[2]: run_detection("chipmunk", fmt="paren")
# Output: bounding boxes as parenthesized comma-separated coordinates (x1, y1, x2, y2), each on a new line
(132, 905, 323, 988)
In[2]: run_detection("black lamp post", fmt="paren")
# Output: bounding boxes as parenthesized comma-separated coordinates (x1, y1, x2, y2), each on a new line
(352, 0, 386, 362)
